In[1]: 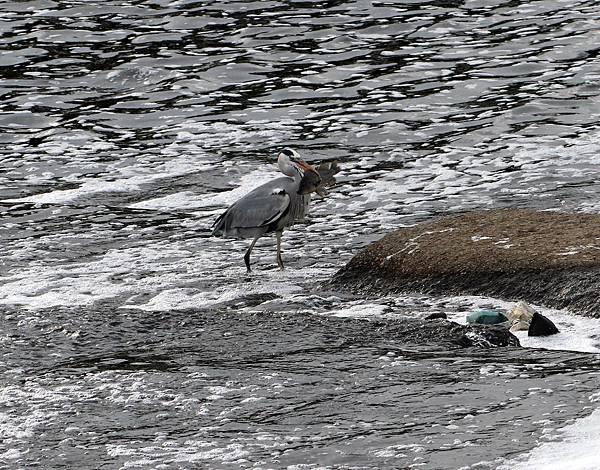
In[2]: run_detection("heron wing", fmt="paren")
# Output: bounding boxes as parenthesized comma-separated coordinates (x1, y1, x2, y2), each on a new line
(212, 177, 298, 237)
(233, 191, 290, 228)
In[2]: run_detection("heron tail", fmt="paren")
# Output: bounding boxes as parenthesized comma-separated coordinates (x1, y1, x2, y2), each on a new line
(211, 210, 228, 236)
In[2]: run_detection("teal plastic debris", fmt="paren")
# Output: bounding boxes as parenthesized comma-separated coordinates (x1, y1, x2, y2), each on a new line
(466, 310, 509, 325)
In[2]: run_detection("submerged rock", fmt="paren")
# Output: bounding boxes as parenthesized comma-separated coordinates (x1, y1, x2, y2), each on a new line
(467, 310, 508, 325)
(358, 316, 519, 348)
(424, 312, 448, 320)
(331, 209, 600, 317)
(456, 325, 519, 348)
(528, 311, 560, 336)
(248, 310, 519, 349)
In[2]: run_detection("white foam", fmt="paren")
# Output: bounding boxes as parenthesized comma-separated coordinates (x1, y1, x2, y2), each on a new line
(121, 264, 335, 312)
(497, 408, 600, 470)
(122, 279, 302, 312)
(0, 219, 339, 311)
(328, 302, 389, 318)
(107, 442, 250, 465)
(342, 132, 600, 224)
(130, 168, 279, 211)
(0, 243, 217, 309)
(2, 155, 208, 205)
(0, 449, 23, 460)
(0, 382, 93, 443)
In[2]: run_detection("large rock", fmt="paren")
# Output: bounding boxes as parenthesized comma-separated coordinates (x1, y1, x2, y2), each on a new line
(332, 209, 600, 317)
(528, 311, 560, 336)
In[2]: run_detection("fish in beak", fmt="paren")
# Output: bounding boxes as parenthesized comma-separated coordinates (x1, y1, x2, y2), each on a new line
(294, 157, 340, 196)
(297, 161, 322, 195)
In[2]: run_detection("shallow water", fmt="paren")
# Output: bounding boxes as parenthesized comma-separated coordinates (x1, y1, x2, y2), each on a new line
(2, 0, 600, 468)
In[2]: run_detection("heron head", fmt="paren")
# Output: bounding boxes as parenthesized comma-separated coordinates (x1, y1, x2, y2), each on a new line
(278, 148, 317, 177)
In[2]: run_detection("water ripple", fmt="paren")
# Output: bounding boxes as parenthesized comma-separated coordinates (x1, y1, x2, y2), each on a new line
(2, 0, 600, 467)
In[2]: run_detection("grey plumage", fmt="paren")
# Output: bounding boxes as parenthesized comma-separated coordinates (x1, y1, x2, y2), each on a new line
(212, 148, 332, 272)
(212, 176, 310, 239)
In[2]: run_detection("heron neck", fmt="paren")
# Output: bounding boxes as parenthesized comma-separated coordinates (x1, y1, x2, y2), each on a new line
(279, 160, 303, 181)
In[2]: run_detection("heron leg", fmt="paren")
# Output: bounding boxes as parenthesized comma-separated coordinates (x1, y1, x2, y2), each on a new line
(276, 231, 284, 270)
(244, 235, 260, 272)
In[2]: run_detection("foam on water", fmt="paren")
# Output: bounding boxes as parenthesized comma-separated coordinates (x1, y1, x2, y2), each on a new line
(328, 302, 389, 318)
(343, 132, 600, 219)
(2, 154, 211, 205)
(0, 242, 217, 309)
(0, 382, 93, 445)
(130, 167, 279, 212)
(497, 406, 600, 470)
(162, 120, 302, 148)
(107, 442, 251, 467)
(123, 279, 304, 312)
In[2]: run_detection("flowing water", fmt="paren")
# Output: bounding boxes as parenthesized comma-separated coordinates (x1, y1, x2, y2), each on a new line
(2, 0, 600, 468)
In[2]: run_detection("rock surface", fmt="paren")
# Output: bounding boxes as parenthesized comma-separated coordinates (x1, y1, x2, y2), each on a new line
(424, 312, 448, 320)
(528, 311, 560, 336)
(508, 301, 536, 331)
(254, 310, 520, 349)
(331, 209, 600, 317)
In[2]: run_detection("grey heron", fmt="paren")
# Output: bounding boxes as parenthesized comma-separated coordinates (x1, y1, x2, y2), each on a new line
(212, 149, 336, 272)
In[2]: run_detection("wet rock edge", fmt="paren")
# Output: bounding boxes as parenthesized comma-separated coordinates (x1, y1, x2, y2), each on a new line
(330, 209, 600, 318)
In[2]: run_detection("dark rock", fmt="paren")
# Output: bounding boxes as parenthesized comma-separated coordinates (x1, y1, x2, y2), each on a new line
(331, 209, 600, 317)
(424, 312, 447, 320)
(528, 311, 559, 336)
(467, 310, 509, 325)
(349, 316, 519, 348)
(245, 310, 519, 349)
(456, 325, 519, 348)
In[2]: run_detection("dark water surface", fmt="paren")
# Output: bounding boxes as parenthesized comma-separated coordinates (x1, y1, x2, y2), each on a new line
(2, 0, 600, 468)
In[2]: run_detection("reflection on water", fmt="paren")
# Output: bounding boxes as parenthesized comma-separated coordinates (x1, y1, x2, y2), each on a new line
(1, 0, 600, 468)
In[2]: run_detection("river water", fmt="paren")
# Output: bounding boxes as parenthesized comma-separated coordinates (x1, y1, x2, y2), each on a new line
(2, 0, 600, 468)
